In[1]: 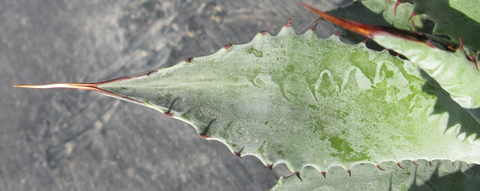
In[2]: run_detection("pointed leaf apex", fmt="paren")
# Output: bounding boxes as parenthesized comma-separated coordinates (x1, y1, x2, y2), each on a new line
(14, 83, 98, 90)
(299, 2, 377, 38)
(14, 82, 144, 104)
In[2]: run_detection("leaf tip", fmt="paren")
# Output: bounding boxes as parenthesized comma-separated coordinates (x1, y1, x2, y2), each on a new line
(299, 2, 375, 38)
(13, 83, 98, 91)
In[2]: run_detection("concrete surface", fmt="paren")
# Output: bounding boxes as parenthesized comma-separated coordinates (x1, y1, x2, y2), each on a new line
(2, 0, 348, 190)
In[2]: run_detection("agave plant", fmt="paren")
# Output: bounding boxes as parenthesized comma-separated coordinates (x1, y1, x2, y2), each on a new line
(12, 0, 480, 190)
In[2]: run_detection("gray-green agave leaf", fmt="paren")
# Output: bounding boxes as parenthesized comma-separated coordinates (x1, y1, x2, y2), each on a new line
(17, 25, 480, 175)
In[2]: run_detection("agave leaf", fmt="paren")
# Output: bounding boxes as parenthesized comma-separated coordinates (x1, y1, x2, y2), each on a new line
(301, 2, 480, 109)
(270, 160, 480, 191)
(372, 34, 480, 109)
(18, 25, 480, 174)
(328, 0, 433, 45)
(397, 0, 480, 50)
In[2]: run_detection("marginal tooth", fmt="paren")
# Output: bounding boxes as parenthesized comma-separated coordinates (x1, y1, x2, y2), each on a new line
(376, 164, 385, 171)
(394, 0, 401, 16)
(234, 146, 245, 159)
(311, 22, 319, 31)
(397, 162, 404, 169)
(223, 44, 233, 49)
(285, 16, 294, 27)
(266, 164, 273, 171)
(458, 35, 464, 51)
(293, 171, 302, 181)
(407, 12, 416, 23)
(260, 29, 271, 35)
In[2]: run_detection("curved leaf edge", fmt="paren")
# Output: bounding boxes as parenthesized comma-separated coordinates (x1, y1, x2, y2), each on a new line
(270, 159, 480, 191)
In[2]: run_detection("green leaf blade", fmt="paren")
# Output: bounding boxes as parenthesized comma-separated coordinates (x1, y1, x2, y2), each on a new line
(97, 27, 480, 173)
(372, 34, 480, 109)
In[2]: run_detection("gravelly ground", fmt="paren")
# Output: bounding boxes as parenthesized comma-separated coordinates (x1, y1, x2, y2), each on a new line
(1, 0, 348, 190)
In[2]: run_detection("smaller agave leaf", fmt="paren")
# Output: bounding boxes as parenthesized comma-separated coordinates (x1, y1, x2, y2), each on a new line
(15, 21, 480, 175)
(301, 2, 480, 109)
(396, 0, 480, 50)
(270, 160, 480, 191)
(372, 35, 480, 109)
(328, 0, 433, 45)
